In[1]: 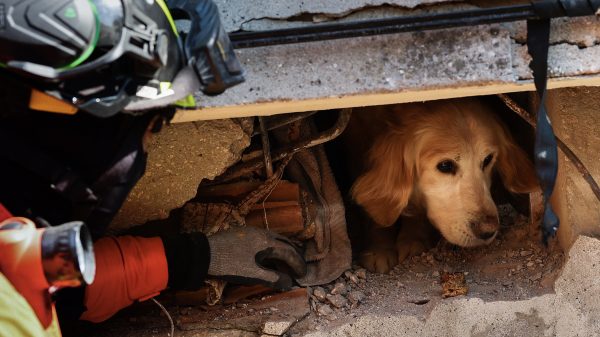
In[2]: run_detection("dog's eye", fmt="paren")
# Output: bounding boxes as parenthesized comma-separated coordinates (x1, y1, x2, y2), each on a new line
(482, 154, 494, 170)
(436, 160, 456, 174)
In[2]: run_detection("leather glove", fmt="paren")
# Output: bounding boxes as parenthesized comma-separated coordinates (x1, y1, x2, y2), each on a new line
(207, 226, 306, 290)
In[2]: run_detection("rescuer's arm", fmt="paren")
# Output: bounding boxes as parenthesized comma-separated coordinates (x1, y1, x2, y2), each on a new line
(79, 228, 305, 323)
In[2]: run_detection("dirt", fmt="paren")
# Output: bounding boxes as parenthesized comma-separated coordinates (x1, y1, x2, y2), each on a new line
(80, 203, 564, 337)
(289, 203, 564, 335)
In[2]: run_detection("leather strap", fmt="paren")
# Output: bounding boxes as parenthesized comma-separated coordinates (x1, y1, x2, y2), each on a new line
(526, 18, 560, 243)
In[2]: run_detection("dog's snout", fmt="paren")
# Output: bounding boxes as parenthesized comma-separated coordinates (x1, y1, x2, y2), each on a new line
(470, 215, 499, 241)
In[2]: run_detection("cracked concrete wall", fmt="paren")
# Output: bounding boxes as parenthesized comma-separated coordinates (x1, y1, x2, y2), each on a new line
(173, 3, 600, 122)
(546, 87, 600, 249)
(110, 119, 251, 231)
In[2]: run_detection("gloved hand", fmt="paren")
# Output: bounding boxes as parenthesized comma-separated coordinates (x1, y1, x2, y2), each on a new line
(207, 226, 306, 290)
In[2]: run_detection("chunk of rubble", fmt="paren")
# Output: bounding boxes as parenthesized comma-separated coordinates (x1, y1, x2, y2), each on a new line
(326, 294, 349, 309)
(330, 282, 348, 295)
(262, 320, 295, 336)
(317, 303, 334, 317)
(312, 287, 327, 302)
(344, 270, 360, 284)
(348, 291, 366, 308)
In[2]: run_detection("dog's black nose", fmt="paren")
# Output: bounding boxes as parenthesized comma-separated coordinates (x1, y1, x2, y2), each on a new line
(476, 230, 497, 240)
(471, 215, 499, 241)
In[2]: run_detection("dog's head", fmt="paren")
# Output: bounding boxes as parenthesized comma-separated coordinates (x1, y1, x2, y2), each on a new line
(351, 98, 539, 247)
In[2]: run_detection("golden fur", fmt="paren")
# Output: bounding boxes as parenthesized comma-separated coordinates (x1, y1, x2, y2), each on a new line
(342, 98, 539, 273)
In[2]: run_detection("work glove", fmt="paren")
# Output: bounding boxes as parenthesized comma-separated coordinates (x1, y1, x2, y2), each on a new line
(207, 226, 307, 290)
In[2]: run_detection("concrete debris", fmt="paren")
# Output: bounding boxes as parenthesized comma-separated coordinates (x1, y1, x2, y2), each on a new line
(520, 250, 533, 257)
(355, 269, 367, 280)
(348, 291, 366, 306)
(313, 287, 327, 302)
(263, 320, 295, 336)
(330, 282, 348, 296)
(303, 236, 600, 337)
(344, 271, 360, 285)
(316, 304, 334, 317)
(326, 294, 349, 309)
(110, 119, 252, 230)
(214, 0, 459, 32)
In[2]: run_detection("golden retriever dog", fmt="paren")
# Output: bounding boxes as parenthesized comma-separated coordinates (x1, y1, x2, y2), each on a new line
(342, 98, 539, 273)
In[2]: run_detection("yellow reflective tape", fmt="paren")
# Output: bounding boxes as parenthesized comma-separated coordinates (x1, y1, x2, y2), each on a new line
(174, 95, 196, 108)
(29, 90, 78, 115)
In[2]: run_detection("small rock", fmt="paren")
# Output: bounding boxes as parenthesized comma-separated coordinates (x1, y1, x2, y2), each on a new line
(520, 250, 533, 257)
(316, 304, 334, 317)
(348, 291, 365, 305)
(345, 271, 360, 284)
(263, 320, 294, 335)
(530, 272, 543, 281)
(526, 261, 535, 267)
(432, 271, 440, 278)
(310, 299, 318, 311)
(313, 287, 327, 302)
(331, 282, 348, 295)
(326, 294, 349, 308)
(355, 268, 367, 280)
(536, 259, 543, 264)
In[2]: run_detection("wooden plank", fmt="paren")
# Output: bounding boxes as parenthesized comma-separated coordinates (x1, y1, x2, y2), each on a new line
(172, 75, 600, 122)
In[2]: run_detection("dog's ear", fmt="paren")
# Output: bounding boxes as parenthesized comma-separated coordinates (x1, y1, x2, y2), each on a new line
(496, 131, 539, 194)
(351, 133, 414, 227)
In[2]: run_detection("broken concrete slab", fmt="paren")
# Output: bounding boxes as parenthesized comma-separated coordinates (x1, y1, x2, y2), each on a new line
(238, 3, 477, 31)
(214, 0, 459, 32)
(187, 25, 513, 110)
(303, 235, 600, 337)
(173, 3, 600, 122)
(109, 119, 251, 230)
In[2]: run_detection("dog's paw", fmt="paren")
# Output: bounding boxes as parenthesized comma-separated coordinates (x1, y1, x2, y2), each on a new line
(396, 237, 430, 262)
(359, 248, 399, 274)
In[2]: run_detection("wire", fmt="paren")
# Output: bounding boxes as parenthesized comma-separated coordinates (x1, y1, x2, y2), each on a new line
(151, 297, 175, 337)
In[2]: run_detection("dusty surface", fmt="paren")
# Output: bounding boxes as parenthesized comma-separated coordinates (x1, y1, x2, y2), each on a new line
(290, 204, 564, 334)
(303, 235, 600, 337)
(110, 119, 252, 230)
(85, 204, 573, 337)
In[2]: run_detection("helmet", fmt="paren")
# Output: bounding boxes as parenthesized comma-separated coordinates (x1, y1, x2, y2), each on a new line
(0, 0, 244, 117)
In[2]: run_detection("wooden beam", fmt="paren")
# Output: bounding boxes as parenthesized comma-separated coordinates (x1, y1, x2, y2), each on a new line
(172, 75, 600, 123)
